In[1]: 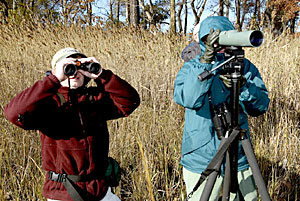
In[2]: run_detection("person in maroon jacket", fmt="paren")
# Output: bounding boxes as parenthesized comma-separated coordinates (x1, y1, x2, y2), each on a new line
(4, 48, 140, 201)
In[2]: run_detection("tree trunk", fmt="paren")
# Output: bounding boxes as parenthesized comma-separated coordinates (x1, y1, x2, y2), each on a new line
(138, 0, 148, 29)
(240, 0, 248, 29)
(191, 0, 207, 25)
(130, 0, 139, 27)
(290, 17, 296, 33)
(184, 0, 188, 34)
(262, 0, 272, 31)
(235, 0, 241, 31)
(219, 0, 224, 16)
(109, 0, 113, 24)
(126, 0, 130, 25)
(116, 0, 120, 27)
(177, 0, 184, 33)
(191, 0, 199, 24)
(198, 0, 207, 20)
(255, 0, 261, 24)
(170, 0, 176, 34)
(31, 0, 35, 11)
(87, 1, 92, 25)
(225, 0, 230, 18)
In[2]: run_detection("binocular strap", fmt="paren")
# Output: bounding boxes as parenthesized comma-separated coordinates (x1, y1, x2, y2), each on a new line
(49, 171, 87, 201)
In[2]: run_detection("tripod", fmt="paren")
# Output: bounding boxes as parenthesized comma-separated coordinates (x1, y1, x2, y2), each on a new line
(186, 47, 271, 201)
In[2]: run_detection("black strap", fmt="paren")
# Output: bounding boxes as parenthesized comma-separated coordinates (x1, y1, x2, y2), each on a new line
(185, 128, 241, 200)
(49, 171, 88, 201)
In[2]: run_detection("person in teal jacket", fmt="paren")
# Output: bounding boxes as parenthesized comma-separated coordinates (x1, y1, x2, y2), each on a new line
(173, 16, 270, 201)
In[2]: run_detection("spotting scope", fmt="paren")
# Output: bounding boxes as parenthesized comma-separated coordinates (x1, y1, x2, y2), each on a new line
(218, 30, 264, 47)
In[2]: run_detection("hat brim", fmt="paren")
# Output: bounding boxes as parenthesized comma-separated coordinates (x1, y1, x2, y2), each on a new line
(66, 53, 87, 59)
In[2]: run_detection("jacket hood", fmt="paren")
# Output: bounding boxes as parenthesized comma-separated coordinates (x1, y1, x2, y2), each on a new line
(198, 16, 235, 53)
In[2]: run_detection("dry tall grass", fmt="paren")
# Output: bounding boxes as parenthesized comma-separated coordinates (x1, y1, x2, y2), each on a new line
(0, 23, 299, 201)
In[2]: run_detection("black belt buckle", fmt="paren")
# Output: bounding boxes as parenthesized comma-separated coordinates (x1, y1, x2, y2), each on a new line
(49, 171, 67, 183)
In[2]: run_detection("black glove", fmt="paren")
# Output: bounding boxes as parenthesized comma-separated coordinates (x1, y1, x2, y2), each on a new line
(219, 74, 246, 88)
(200, 28, 221, 64)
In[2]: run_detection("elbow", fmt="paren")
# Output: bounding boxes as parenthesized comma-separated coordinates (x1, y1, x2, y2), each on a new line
(246, 102, 270, 117)
(173, 94, 203, 110)
(247, 108, 267, 117)
(4, 105, 17, 126)
(130, 96, 141, 114)
(4, 111, 27, 129)
(4, 106, 33, 130)
(123, 94, 141, 116)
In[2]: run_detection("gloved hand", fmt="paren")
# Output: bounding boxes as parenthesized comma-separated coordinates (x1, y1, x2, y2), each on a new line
(200, 28, 221, 64)
(219, 74, 246, 88)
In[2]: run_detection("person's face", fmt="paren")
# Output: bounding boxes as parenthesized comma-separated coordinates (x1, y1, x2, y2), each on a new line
(60, 55, 85, 89)
(193, 32, 199, 43)
(60, 71, 85, 89)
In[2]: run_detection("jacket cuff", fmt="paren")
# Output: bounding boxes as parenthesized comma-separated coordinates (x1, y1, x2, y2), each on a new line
(47, 74, 61, 88)
(95, 69, 111, 84)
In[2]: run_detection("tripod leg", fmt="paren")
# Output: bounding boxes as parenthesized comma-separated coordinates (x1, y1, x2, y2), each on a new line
(241, 138, 271, 201)
(222, 151, 231, 201)
(200, 170, 219, 201)
(200, 138, 226, 201)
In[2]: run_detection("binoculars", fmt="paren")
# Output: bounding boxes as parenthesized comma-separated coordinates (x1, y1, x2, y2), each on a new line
(211, 102, 232, 140)
(64, 60, 102, 76)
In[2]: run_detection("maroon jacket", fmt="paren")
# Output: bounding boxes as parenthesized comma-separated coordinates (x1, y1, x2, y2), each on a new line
(4, 70, 140, 200)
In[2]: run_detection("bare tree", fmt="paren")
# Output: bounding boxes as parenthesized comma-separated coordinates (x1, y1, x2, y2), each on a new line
(170, 0, 176, 34)
(126, 0, 130, 25)
(184, 0, 188, 33)
(177, 0, 184, 33)
(219, 0, 224, 16)
(225, 0, 230, 18)
(87, 0, 92, 25)
(177, 0, 188, 34)
(191, 0, 208, 24)
(235, 0, 241, 30)
(109, 0, 113, 23)
(263, 0, 300, 34)
(254, 0, 261, 24)
(130, 0, 139, 26)
(138, 0, 154, 28)
(234, 0, 255, 31)
(116, 0, 120, 27)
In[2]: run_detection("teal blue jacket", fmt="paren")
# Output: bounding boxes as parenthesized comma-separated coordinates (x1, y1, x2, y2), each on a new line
(173, 16, 270, 174)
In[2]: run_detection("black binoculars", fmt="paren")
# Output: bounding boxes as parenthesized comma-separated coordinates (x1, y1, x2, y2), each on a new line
(211, 102, 232, 140)
(64, 60, 102, 76)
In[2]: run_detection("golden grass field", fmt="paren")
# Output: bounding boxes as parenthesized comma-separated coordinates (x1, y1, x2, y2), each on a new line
(0, 23, 299, 201)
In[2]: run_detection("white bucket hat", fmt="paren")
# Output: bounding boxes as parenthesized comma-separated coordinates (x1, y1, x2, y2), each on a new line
(51, 48, 86, 70)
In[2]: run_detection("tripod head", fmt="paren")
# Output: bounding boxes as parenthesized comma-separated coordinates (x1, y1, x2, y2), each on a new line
(198, 46, 245, 82)
(220, 47, 244, 77)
